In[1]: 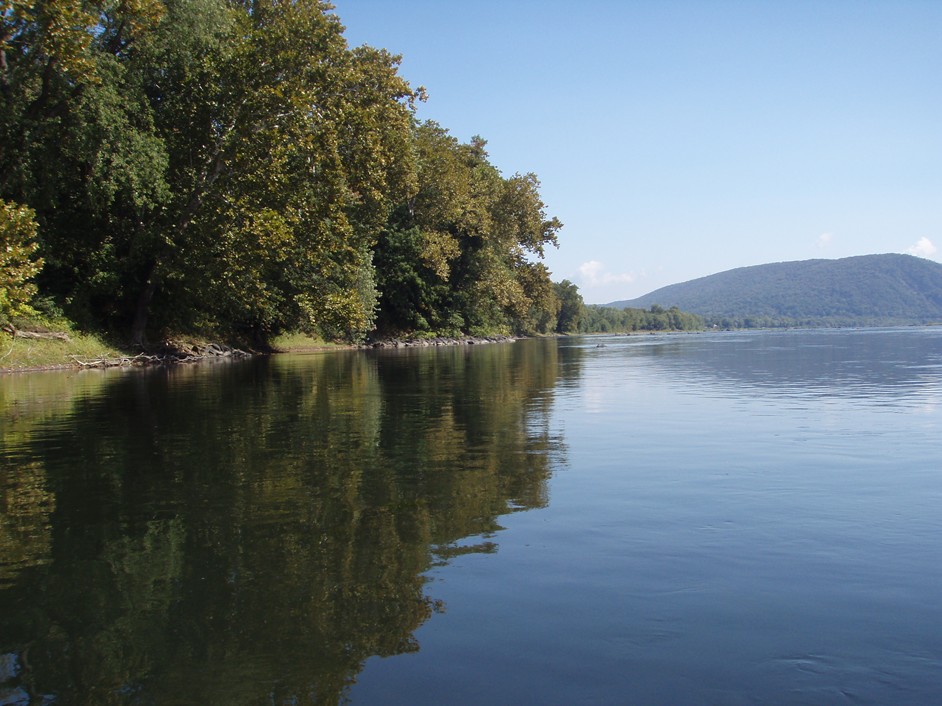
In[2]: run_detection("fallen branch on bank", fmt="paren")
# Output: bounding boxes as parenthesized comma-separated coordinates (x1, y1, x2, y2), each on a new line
(1, 324, 71, 341)
(66, 343, 251, 369)
(69, 352, 162, 368)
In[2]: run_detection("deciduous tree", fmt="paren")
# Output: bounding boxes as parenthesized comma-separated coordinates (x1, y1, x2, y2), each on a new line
(0, 199, 43, 321)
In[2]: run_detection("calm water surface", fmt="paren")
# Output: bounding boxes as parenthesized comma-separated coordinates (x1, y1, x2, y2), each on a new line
(1, 329, 940, 704)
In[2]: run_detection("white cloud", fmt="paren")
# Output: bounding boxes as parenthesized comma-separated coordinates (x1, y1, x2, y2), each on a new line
(578, 260, 636, 287)
(906, 237, 938, 258)
(816, 232, 833, 248)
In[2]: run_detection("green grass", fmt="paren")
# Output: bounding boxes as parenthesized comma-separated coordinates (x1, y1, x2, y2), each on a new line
(0, 323, 126, 371)
(268, 331, 342, 352)
(0, 322, 354, 371)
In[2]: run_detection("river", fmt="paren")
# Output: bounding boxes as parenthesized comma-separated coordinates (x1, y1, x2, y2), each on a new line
(1, 328, 941, 704)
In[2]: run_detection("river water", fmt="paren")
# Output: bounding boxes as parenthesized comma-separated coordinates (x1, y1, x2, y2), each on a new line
(1, 328, 940, 704)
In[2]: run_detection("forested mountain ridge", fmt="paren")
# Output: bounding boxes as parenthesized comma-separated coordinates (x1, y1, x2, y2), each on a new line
(0, 0, 564, 345)
(607, 254, 942, 327)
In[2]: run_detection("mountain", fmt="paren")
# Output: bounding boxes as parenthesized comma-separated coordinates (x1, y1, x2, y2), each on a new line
(605, 254, 942, 327)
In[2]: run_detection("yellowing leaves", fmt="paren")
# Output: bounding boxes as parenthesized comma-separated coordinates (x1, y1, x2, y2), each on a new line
(1, 0, 561, 342)
(0, 200, 43, 320)
(419, 231, 460, 280)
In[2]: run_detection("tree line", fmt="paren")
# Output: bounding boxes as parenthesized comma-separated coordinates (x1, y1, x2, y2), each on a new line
(1, 0, 703, 345)
(1, 0, 567, 344)
(552, 280, 703, 334)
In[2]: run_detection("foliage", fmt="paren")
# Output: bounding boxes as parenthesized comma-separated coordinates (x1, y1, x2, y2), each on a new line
(554, 279, 582, 333)
(1, 1, 563, 344)
(579, 304, 704, 333)
(2, 0, 175, 332)
(374, 122, 561, 338)
(539, 279, 703, 335)
(0, 199, 43, 321)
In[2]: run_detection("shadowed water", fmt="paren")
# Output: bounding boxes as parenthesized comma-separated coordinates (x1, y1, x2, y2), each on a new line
(1, 328, 940, 704)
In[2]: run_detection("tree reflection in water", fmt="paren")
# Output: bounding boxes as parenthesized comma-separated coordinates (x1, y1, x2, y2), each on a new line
(0, 339, 574, 704)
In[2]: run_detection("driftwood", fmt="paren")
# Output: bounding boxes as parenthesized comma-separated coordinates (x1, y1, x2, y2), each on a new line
(1, 325, 250, 370)
(67, 344, 250, 369)
(69, 352, 167, 368)
(2, 324, 71, 341)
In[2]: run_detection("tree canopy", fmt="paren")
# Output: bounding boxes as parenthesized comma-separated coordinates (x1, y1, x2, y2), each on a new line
(1, 0, 570, 343)
(375, 122, 561, 337)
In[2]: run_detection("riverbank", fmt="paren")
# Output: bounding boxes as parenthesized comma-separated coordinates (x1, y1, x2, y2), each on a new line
(1, 325, 123, 373)
(0, 330, 252, 374)
(0, 325, 521, 374)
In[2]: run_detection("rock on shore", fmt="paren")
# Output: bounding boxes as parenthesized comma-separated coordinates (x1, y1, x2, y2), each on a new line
(364, 335, 518, 349)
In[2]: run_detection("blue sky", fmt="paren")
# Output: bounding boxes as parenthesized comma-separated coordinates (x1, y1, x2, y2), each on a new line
(334, 0, 941, 304)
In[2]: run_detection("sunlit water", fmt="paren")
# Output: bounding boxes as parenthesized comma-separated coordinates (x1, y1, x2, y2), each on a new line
(1, 329, 940, 704)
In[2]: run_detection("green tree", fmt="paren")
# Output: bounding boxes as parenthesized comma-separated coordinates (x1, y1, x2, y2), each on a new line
(0, 199, 43, 321)
(1, 0, 169, 332)
(554, 279, 584, 333)
(577, 304, 703, 333)
(2, 0, 422, 344)
(374, 123, 561, 337)
(128, 0, 420, 343)
(3, 1, 563, 344)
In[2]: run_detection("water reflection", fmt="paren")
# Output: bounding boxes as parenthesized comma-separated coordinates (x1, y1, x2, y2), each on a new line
(0, 340, 570, 705)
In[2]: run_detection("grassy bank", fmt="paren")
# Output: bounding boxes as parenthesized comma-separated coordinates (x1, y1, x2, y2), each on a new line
(267, 332, 347, 353)
(2, 320, 532, 373)
(0, 325, 126, 372)
(0, 322, 352, 373)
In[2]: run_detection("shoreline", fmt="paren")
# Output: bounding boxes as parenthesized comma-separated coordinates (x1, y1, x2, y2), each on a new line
(0, 334, 523, 374)
(362, 334, 520, 349)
